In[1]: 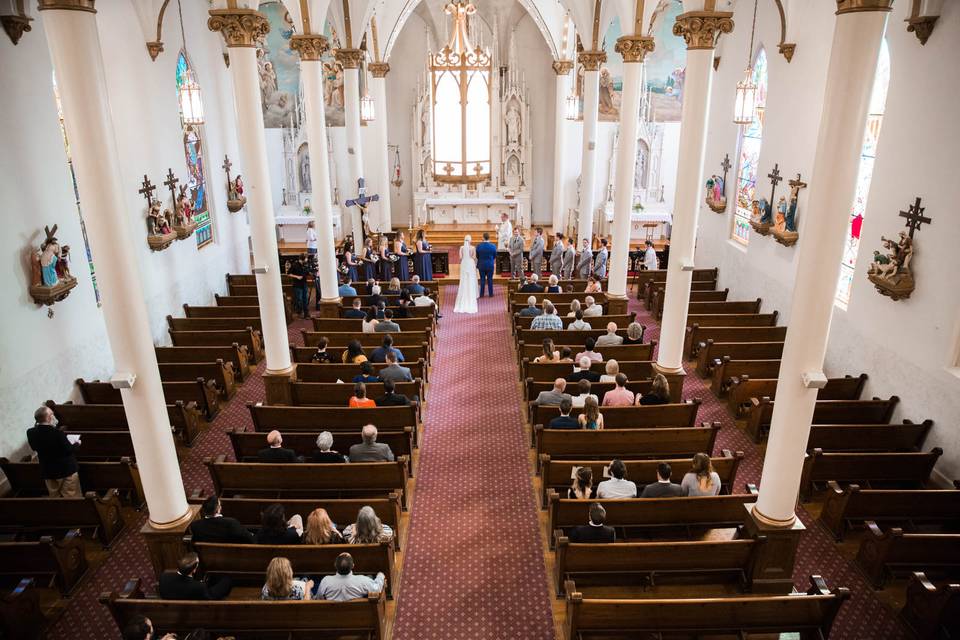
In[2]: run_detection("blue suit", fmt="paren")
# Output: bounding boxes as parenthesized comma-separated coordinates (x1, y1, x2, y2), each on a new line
(476, 241, 497, 297)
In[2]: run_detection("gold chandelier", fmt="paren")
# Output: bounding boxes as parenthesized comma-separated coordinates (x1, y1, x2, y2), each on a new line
(733, 0, 759, 126)
(431, 1, 491, 69)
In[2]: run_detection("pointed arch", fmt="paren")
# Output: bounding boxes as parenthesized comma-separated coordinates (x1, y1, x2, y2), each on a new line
(175, 50, 213, 247)
(731, 46, 769, 245)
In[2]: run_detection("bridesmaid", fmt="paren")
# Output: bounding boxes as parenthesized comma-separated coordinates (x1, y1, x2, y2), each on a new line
(362, 236, 377, 281)
(343, 240, 360, 284)
(415, 229, 433, 281)
(378, 236, 393, 281)
(393, 231, 411, 282)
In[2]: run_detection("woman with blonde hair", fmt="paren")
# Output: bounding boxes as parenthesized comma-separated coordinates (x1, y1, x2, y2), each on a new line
(681, 453, 722, 496)
(599, 359, 619, 383)
(566, 298, 581, 318)
(302, 508, 344, 545)
(637, 373, 670, 406)
(534, 338, 561, 363)
(577, 395, 604, 430)
(568, 466, 596, 499)
(342, 506, 394, 544)
(623, 322, 645, 345)
(261, 557, 313, 600)
(386, 276, 402, 295)
(546, 274, 561, 294)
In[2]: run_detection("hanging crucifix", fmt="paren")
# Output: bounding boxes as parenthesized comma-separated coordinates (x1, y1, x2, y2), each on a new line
(345, 178, 380, 243)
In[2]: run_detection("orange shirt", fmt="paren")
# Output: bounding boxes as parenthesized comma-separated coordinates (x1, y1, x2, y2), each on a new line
(349, 397, 376, 408)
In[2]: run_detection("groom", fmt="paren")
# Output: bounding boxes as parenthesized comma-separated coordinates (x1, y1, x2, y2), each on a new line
(476, 232, 497, 298)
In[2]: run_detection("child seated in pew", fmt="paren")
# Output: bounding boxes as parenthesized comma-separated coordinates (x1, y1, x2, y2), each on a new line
(635, 373, 670, 406)
(261, 556, 313, 601)
(311, 336, 332, 363)
(571, 380, 599, 409)
(349, 382, 376, 408)
(569, 466, 597, 500)
(558, 347, 574, 363)
(680, 453, 722, 497)
(352, 362, 382, 384)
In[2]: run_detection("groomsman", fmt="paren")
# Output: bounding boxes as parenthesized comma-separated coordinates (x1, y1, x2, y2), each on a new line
(509, 227, 525, 279)
(529, 227, 545, 276)
(593, 238, 608, 280)
(549, 233, 564, 275)
(562, 239, 576, 279)
(576, 238, 593, 279)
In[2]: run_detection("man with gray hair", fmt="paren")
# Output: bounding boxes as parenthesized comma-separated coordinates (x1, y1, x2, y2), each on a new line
(257, 430, 297, 463)
(348, 424, 395, 462)
(407, 274, 425, 295)
(533, 378, 571, 406)
(582, 295, 603, 317)
(530, 301, 563, 330)
(595, 322, 624, 347)
(566, 356, 601, 383)
(312, 431, 346, 463)
(27, 405, 81, 497)
(518, 295, 541, 317)
(518, 272, 544, 293)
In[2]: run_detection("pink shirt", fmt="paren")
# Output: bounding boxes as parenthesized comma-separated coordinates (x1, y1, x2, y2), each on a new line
(602, 386, 636, 407)
(575, 350, 603, 363)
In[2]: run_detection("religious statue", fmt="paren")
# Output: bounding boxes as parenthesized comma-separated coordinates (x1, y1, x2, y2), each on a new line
(704, 174, 726, 213)
(598, 67, 618, 118)
(505, 105, 521, 146)
(172, 184, 198, 240)
(772, 174, 805, 247)
(749, 197, 773, 236)
(867, 197, 932, 300)
(29, 224, 78, 306)
(227, 174, 246, 212)
(146, 202, 176, 251)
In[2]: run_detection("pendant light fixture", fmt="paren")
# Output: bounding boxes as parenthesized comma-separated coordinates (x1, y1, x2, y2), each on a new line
(565, 57, 580, 120)
(176, 0, 204, 127)
(733, 0, 759, 126)
(360, 91, 376, 123)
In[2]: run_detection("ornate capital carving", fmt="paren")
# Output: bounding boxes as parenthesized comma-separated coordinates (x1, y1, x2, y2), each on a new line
(146, 41, 164, 61)
(672, 11, 734, 50)
(289, 33, 329, 61)
(335, 48, 364, 69)
(369, 62, 390, 78)
(551, 59, 574, 75)
(835, 0, 894, 15)
(615, 35, 655, 63)
(37, 0, 96, 12)
(1, 14, 32, 44)
(778, 42, 796, 62)
(578, 50, 607, 71)
(905, 16, 938, 45)
(208, 8, 269, 49)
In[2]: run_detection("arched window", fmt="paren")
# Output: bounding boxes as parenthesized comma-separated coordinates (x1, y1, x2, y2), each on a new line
(176, 51, 213, 247)
(836, 38, 890, 306)
(731, 48, 768, 245)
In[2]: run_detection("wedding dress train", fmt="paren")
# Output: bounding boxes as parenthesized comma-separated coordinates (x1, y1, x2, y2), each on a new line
(454, 239, 479, 314)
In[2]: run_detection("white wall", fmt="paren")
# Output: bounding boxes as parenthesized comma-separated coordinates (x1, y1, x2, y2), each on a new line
(0, 1, 249, 463)
(694, 1, 960, 479)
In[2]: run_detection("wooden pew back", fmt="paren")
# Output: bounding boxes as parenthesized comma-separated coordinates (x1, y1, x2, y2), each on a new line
(168, 329, 263, 364)
(856, 525, 960, 587)
(747, 396, 900, 442)
(0, 534, 88, 594)
(800, 447, 942, 499)
(686, 325, 787, 359)
(530, 401, 701, 430)
(807, 420, 933, 452)
(312, 317, 433, 332)
(535, 424, 721, 463)
(819, 484, 960, 540)
(227, 428, 414, 461)
(518, 342, 653, 363)
(0, 458, 143, 506)
(296, 360, 426, 383)
(0, 493, 124, 546)
(301, 331, 429, 348)
(76, 378, 219, 422)
(155, 344, 251, 380)
(248, 403, 418, 431)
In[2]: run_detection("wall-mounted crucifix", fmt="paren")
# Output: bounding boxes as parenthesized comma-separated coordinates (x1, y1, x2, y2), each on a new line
(139, 175, 157, 208)
(899, 196, 932, 238)
(720, 154, 732, 195)
(163, 168, 180, 208)
(767, 163, 782, 205)
(345, 178, 380, 242)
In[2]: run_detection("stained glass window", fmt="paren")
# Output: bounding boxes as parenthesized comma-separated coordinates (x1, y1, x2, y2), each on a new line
(176, 51, 213, 248)
(731, 48, 768, 246)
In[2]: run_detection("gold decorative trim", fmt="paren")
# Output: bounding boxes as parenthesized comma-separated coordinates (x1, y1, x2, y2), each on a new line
(369, 61, 390, 78)
(905, 16, 937, 45)
(144, 0, 170, 62)
(335, 47, 364, 69)
(779, 42, 796, 62)
(208, 8, 270, 49)
(289, 33, 329, 61)
(673, 11, 734, 50)
(146, 507, 195, 531)
(615, 35, 655, 63)
(1, 14, 32, 44)
(836, 0, 894, 14)
(37, 0, 96, 12)
(751, 505, 798, 528)
(578, 49, 607, 71)
(552, 59, 573, 75)
(772, 0, 796, 62)
(146, 41, 164, 61)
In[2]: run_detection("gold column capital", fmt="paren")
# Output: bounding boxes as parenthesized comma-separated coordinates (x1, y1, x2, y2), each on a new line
(615, 35, 656, 63)
(289, 33, 329, 61)
(208, 8, 270, 49)
(578, 50, 607, 71)
(335, 47, 364, 69)
(551, 59, 574, 75)
(836, 0, 894, 15)
(673, 11, 734, 50)
(369, 61, 390, 78)
(37, 0, 96, 12)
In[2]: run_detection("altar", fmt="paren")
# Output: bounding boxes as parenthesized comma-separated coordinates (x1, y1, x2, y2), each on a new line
(602, 203, 673, 242)
(275, 208, 343, 245)
(413, 191, 531, 228)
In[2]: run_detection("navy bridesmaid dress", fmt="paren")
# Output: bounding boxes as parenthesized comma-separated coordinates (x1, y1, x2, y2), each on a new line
(345, 251, 359, 283)
(395, 242, 410, 281)
(378, 248, 393, 281)
(363, 247, 376, 281)
(416, 240, 434, 281)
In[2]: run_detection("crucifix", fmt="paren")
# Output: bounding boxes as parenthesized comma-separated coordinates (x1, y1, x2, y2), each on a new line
(139, 175, 157, 208)
(767, 163, 782, 204)
(222, 155, 233, 184)
(788, 173, 807, 195)
(899, 196, 932, 239)
(345, 178, 380, 242)
(163, 168, 180, 208)
(720, 153, 732, 198)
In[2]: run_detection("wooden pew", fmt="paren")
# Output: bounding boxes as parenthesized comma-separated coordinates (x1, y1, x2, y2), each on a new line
(53, 431, 136, 461)
(642, 278, 719, 308)
(301, 330, 431, 349)
(226, 281, 294, 298)
(564, 575, 849, 639)
(554, 536, 761, 596)
(214, 293, 292, 324)
(168, 329, 263, 364)
(900, 572, 960, 640)
(727, 373, 868, 417)
(291, 381, 423, 406)
(0, 457, 144, 507)
(100, 577, 386, 639)
(183, 304, 268, 320)
(710, 358, 781, 395)
(509, 292, 608, 307)
(799, 447, 942, 500)
(248, 404, 420, 442)
(807, 420, 934, 452)
(76, 377, 219, 422)
(513, 314, 635, 332)
(0, 578, 46, 639)
(296, 360, 426, 383)
(189, 540, 396, 597)
(341, 294, 438, 311)
(696, 341, 785, 377)
(518, 341, 654, 363)
(167, 316, 262, 334)
(525, 378, 659, 406)
(530, 401, 701, 431)
(819, 483, 960, 540)
(538, 450, 743, 508)
(155, 344, 251, 382)
(227, 427, 415, 462)
(312, 316, 434, 333)
(688, 299, 762, 315)
(205, 456, 411, 508)
(0, 492, 124, 546)
(340, 304, 437, 319)
(856, 523, 960, 588)
(687, 311, 779, 327)
(349, 280, 441, 296)
(535, 424, 721, 468)
(685, 324, 787, 360)
(509, 302, 610, 317)
(506, 278, 609, 294)
(517, 328, 632, 347)
(635, 267, 718, 300)
(0, 533, 88, 595)
(650, 287, 730, 319)
(291, 345, 428, 366)
(523, 362, 682, 399)
(157, 362, 236, 399)
(746, 396, 900, 443)
(226, 273, 293, 287)
(46, 400, 202, 447)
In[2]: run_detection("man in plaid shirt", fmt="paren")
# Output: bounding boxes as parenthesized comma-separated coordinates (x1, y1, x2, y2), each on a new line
(530, 301, 563, 330)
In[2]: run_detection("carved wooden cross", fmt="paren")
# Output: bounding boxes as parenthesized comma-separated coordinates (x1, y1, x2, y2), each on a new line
(767, 163, 782, 204)
(345, 178, 380, 241)
(899, 196, 932, 239)
(788, 173, 807, 193)
(222, 155, 233, 183)
(139, 175, 157, 207)
(163, 168, 180, 205)
(720, 154, 731, 197)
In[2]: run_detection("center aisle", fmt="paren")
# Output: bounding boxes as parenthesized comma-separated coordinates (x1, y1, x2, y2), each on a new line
(393, 284, 555, 639)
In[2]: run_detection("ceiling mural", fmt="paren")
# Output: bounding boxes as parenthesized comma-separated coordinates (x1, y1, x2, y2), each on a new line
(257, 1, 299, 128)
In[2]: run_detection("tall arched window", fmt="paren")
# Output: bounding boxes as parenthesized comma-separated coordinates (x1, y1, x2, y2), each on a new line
(431, 1, 491, 183)
(176, 51, 213, 247)
(835, 39, 890, 306)
(731, 48, 768, 245)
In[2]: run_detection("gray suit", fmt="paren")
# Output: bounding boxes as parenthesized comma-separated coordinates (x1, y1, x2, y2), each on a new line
(576, 248, 593, 279)
(374, 321, 400, 333)
(379, 363, 413, 383)
(640, 481, 685, 498)
(533, 391, 572, 406)
(562, 245, 576, 279)
(593, 247, 608, 279)
(549, 241, 564, 275)
(348, 441, 395, 462)
(529, 234, 545, 276)
(509, 234, 525, 279)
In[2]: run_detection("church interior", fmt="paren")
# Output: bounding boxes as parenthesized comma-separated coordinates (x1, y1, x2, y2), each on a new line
(1, 0, 959, 638)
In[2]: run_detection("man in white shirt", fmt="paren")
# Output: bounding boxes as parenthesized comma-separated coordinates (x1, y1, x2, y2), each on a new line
(596, 459, 638, 498)
(317, 553, 386, 601)
(643, 240, 658, 271)
(497, 212, 513, 250)
(582, 296, 603, 317)
(570, 379, 599, 408)
(567, 310, 592, 331)
(595, 322, 624, 347)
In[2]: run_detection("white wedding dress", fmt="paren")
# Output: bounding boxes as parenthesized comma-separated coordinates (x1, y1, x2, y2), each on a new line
(454, 239, 479, 314)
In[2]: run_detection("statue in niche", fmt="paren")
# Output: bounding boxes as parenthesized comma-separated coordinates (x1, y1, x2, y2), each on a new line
(704, 174, 726, 213)
(634, 145, 647, 191)
(299, 147, 312, 193)
(507, 156, 520, 178)
(29, 224, 78, 307)
(227, 174, 246, 212)
(505, 105, 521, 145)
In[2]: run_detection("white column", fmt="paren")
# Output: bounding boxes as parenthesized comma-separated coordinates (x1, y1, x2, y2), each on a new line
(577, 50, 605, 245)
(39, 2, 187, 527)
(656, 12, 733, 373)
(370, 63, 393, 233)
(551, 60, 572, 234)
(210, 8, 291, 374)
(338, 49, 366, 244)
(292, 35, 339, 302)
(755, 3, 891, 526)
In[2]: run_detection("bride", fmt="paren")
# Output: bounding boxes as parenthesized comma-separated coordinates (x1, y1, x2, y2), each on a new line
(454, 235, 479, 314)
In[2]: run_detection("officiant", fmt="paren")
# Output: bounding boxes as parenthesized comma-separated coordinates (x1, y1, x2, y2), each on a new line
(497, 212, 513, 250)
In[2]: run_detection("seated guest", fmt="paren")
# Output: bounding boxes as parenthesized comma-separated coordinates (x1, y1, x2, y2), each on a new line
(379, 351, 413, 383)
(190, 495, 254, 544)
(565, 299, 582, 318)
(255, 503, 303, 545)
(368, 284, 385, 309)
(375, 301, 387, 320)
(568, 466, 596, 499)
(623, 322, 645, 345)
(566, 356, 601, 383)
(548, 397, 579, 430)
(567, 310, 592, 331)
(371, 334, 404, 363)
(640, 462, 684, 498)
(596, 459, 637, 498)
(342, 340, 367, 364)
(386, 277, 402, 295)
(575, 337, 603, 363)
(568, 503, 616, 543)
(342, 505, 394, 544)
(310, 336, 332, 362)
(348, 424, 395, 462)
(312, 431, 346, 463)
(261, 557, 313, 601)
(159, 552, 232, 600)
(317, 552, 387, 601)
(518, 296, 541, 317)
(344, 298, 366, 319)
(362, 307, 380, 333)
(339, 278, 358, 297)
(583, 276, 602, 294)
(571, 379, 598, 409)
(375, 308, 401, 333)
(349, 382, 376, 408)
(602, 373, 635, 407)
(27, 405, 81, 498)
(413, 291, 435, 308)
(599, 359, 619, 383)
(558, 346, 574, 363)
(577, 395, 603, 429)
(519, 273, 544, 293)
(121, 616, 176, 640)
(681, 453, 722, 496)
(545, 274, 561, 294)
(564, 284, 575, 292)
(376, 379, 411, 406)
(595, 322, 624, 347)
(394, 289, 412, 318)
(533, 378, 571, 406)
(302, 508, 344, 544)
(258, 430, 297, 463)
(530, 301, 563, 330)
(534, 338, 560, 363)
(407, 275, 425, 295)
(582, 295, 603, 317)
(636, 373, 671, 405)
(352, 361, 382, 384)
